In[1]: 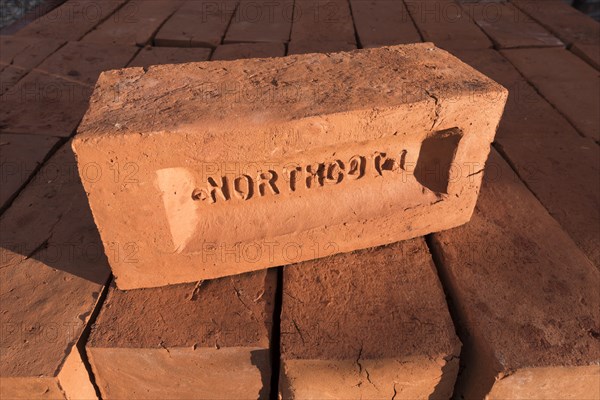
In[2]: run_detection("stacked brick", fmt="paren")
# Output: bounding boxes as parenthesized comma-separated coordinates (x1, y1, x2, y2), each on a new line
(1, 1, 599, 399)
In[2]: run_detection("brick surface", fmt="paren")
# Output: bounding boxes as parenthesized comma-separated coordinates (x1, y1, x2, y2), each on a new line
(0, 133, 60, 210)
(86, 270, 276, 399)
(211, 43, 285, 61)
(430, 149, 600, 398)
(154, 0, 237, 48)
(128, 46, 212, 68)
(0, 70, 92, 137)
(224, 0, 293, 44)
(0, 35, 64, 70)
(453, 48, 600, 267)
(287, 40, 356, 55)
(502, 47, 600, 142)
(350, 0, 421, 47)
(0, 64, 27, 94)
(14, 0, 127, 41)
(460, 0, 563, 48)
(290, 0, 356, 46)
(0, 144, 110, 399)
(405, 0, 492, 50)
(571, 42, 600, 70)
(82, 0, 183, 46)
(280, 240, 460, 399)
(35, 41, 139, 86)
(72, 44, 507, 289)
(511, 0, 600, 46)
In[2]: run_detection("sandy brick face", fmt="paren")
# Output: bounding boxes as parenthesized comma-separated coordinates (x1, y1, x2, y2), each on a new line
(72, 43, 507, 289)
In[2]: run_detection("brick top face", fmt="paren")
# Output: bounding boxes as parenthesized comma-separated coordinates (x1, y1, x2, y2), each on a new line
(76, 43, 504, 139)
(72, 43, 507, 289)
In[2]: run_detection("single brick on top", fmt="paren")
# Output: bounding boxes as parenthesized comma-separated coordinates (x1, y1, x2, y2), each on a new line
(72, 43, 507, 289)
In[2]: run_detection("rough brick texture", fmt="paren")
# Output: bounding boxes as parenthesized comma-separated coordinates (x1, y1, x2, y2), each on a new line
(0, 133, 59, 210)
(128, 46, 211, 68)
(430, 149, 600, 399)
(350, 0, 421, 47)
(14, 0, 126, 41)
(72, 43, 507, 289)
(280, 240, 461, 399)
(82, 0, 183, 46)
(86, 270, 276, 399)
(405, 0, 492, 50)
(212, 43, 285, 61)
(224, 0, 293, 44)
(154, 0, 237, 48)
(461, 0, 563, 48)
(502, 47, 600, 142)
(0, 144, 110, 399)
(453, 48, 600, 267)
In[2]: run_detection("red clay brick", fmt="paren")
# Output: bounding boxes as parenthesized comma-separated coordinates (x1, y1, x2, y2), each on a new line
(211, 42, 285, 61)
(511, 0, 600, 46)
(570, 42, 600, 70)
(290, 0, 356, 46)
(154, 0, 237, 48)
(501, 47, 600, 142)
(34, 41, 138, 86)
(224, 0, 293, 44)
(72, 44, 507, 289)
(0, 144, 110, 399)
(0, 35, 64, 70)
(350, 0, 421, 47)
(0, 133, 59, 210)
(82, 0, 183, 46)
(128, 46, 212, 68)
(0, 70, 92, 137)
(460, 0, 563, 48)
(280, 240, 460, 399)
(453, 48, 600, 267)
(0, 64, 27, 94)
(86, 270, 276, 399)
(405, 0, 492, 50)
(287, 40, 356, 55)
(14, 0, 126, 41)
(430, 149, 599, 398)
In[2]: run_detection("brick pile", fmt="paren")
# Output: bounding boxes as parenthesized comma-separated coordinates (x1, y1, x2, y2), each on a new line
(1, 1, 599, 399)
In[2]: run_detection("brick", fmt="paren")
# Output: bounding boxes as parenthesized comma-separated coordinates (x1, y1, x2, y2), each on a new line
(570, 42, 600, 70)
(279, 240, 461, 399)
(349, 0, 421, 47)
(154, 0, 237, 48)
(0, 133, 59, 210)
(290, 0, 356, 46)
(0, 64, 27, 94)
(211, 43, 286, 61)
(287, 40, 356, 55)
(430, 149, 600, 398)
(224, 0, 293, 44)
(0, 144, 110, 399)
(501, 47, 600, 142)
(128, 46, 212, 68)
(0, 70, 92, 137)
(460, 0, 563, 49)
(15, 0, 126, 41)
(86, 270, 276, 399)
(405, 0, 492, 50)
(82, 0, 183, 46)
(453, 48, 600, 267)
(35, 41, 139, 86)
(511, 0, 600, 46)
(0, 35, 64, 70)
(72, 43, 507, 289)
